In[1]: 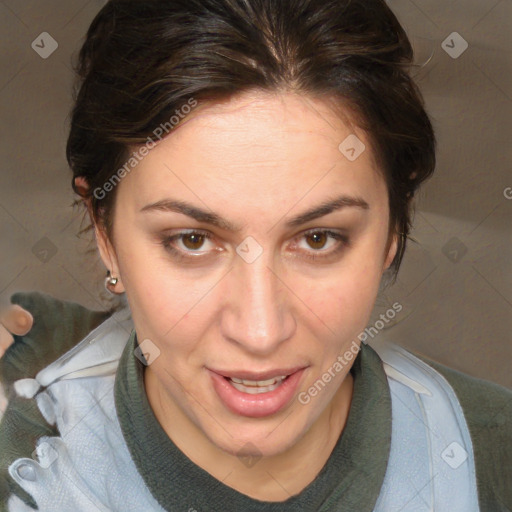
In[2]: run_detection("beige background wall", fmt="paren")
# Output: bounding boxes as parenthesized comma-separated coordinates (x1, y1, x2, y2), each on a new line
(0, 1, 511, 386)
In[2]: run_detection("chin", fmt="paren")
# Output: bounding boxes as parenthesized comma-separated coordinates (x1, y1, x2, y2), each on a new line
(204, 414, 311, 460)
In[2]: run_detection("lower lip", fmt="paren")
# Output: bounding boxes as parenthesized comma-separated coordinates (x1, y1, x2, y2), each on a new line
(209, 368, 306, 418)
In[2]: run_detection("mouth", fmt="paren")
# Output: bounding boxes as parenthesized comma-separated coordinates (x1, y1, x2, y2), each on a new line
(208, 366, 307, 418)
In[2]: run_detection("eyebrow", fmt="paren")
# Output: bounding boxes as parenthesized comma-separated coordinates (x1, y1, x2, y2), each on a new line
(139, 194, 370, 231)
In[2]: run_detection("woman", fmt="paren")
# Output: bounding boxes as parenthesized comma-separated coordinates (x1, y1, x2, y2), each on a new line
(0, 0, 510, 510)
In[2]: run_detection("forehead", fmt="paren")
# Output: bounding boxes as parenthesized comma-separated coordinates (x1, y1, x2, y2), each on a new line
(121, 91, 385, 209)
(168, 90, 367, 155)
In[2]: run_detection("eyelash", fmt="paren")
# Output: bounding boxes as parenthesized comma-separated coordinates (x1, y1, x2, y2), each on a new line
(159, 229, 349, 263)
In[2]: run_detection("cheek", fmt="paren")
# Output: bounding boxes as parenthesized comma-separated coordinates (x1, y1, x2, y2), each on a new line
(113, 238, 177, 336)
(315, 284, 374, 337)
(118, 256, 213, 356)
(311, 257, 383, 338)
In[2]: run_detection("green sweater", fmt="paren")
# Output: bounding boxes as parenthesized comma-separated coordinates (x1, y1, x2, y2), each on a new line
(0, 291, 511, 511)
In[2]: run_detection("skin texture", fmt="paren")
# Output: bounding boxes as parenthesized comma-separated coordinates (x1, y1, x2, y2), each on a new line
(0, 303, 33, 412)
(97, 90, 398, 500)
(0, 305, 33, 358)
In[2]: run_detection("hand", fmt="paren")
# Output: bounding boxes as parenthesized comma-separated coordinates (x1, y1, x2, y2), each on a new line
(0, 304, 34, 358)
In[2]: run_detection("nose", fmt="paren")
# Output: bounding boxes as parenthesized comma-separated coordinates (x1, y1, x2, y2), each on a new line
(220, 253, 296, 356)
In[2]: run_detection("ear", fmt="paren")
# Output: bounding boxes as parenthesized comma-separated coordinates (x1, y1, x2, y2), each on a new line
(74, 176, 90, 197)
(95, 224, 126, 293)
(383, 231, 399, 271)
(74, 176, 126, 293)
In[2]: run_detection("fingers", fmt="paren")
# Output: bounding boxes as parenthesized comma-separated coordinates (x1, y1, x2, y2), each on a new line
(0, 304, 34, 336)
(0, 322, 14, 354)
(0, 305, 34, 358)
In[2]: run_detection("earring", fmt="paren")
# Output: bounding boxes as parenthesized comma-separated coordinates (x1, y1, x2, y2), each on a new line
(105, 270, 119, 294)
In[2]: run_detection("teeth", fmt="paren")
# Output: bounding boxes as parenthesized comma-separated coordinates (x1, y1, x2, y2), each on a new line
(230, 376, 286, 387)
(228, 375, 287, 394)
(230, 380, 282, 394)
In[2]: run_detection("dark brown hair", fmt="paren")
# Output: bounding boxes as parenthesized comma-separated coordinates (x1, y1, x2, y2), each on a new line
(67, 0, 436, 282)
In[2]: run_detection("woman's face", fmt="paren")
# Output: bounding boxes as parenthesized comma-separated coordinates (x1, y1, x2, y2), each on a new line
(97, 91, 397, 458)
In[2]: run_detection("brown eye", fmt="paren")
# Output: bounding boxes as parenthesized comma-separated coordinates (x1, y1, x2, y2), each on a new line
(292, 229, 349, 262)
(305, 232, 328, 250)
(160, 230, 217, 263)
(182, 233, 206, 250)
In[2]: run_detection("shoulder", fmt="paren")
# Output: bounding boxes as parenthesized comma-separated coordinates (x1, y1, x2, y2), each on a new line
(0, 291, 115, 392)
(0, 291, 116, 511)
(425, 356, 512, 422)
(419, 355, 512, 510)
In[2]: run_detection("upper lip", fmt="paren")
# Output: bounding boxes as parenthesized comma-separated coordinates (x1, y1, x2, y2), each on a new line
(209, 366, 307, 381)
